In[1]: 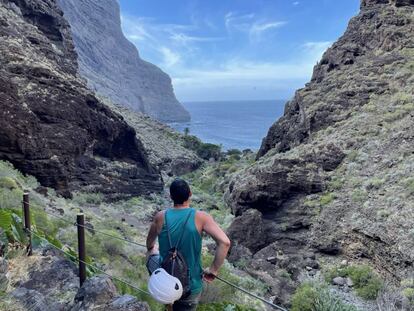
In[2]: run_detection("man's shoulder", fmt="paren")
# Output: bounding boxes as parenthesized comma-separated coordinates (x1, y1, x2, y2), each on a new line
(194, 210, 212, 222)
(154, 210, 165, 222)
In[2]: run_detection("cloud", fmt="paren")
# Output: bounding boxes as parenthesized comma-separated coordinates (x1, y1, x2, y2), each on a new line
(224, 12, 255, 32)
(172, 42, 332, 101)
(224, 12, 286, 41)
(293, 1, 300, 5)
(249, 21, 287, 41)
(120, 11, 334, 101)
(302, 41, 332, 59)
(159, 47, 181, 67)
(170, 33, 224, 45)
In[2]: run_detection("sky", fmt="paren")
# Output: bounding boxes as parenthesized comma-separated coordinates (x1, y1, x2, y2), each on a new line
(119, 0, 360, 102)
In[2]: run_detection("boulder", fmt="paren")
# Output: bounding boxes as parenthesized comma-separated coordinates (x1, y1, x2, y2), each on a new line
(73, 276, 117, 307)
(333, 277, 346, 286)
(227, 209, 268, 252)
(71, 276, 150, 311)
(12, 288, 55, 311)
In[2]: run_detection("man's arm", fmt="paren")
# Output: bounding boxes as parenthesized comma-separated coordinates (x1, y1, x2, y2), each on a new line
(146, 211, 163, 253)
(201, 212, 231, 281)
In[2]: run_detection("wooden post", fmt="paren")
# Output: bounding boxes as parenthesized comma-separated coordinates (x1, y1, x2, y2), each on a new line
(77, 213, 86, 287)
(22, 192, 32, 256)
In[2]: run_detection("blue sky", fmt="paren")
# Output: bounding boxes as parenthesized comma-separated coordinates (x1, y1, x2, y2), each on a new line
(119, 0, 360, 102)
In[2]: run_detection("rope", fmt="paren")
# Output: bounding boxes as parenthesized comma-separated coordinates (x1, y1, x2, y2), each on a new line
(37, 209, 75, 226)
(28, 229, 151, 297)
(215, 275, 288, 311)
(75, 223, 147, 249)
(30, 206, 147, 249)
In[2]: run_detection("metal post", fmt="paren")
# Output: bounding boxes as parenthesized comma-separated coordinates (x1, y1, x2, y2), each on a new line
(77, 213, 86, 287)
(22, 192, 32, 256)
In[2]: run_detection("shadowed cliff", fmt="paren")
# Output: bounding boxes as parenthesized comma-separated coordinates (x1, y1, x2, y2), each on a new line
(0, 0, 163, 199)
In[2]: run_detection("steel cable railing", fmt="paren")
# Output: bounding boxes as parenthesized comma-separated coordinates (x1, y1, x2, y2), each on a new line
(21, 193, 288, 310)
(28, 228, 151, 296)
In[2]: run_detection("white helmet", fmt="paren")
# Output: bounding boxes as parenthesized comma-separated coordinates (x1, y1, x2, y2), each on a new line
(148, 268, 183, 304)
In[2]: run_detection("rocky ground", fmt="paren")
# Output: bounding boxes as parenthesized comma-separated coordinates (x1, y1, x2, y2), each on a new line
(0, 248, 150, 311)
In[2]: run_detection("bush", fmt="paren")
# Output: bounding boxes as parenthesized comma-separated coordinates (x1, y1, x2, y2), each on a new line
(325, 265, 383, 300)
(0, 177, 18, 190)
(291, 283, 318, 311)
(227, 149, 242, 156)
(183, 135, 221, 160)
(72, 192, 104, 205)
(320, 193, 335, 205)
(291, 282, 357, 311)
(197, 143, 221, 161)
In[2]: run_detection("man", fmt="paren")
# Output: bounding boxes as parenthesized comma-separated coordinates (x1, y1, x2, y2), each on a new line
(146, 178, 231, 310)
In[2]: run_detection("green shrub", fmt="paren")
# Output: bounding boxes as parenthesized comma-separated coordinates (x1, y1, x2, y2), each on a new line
(183, 135, 221, 160)
(320, 193, 335, 206)
(402, 288, 414, 300)
(0, 177, 18, 190)
(366, 178, 385, 190)
(351, 189, 367, 203)
(291, 282, 357, 311)
(291, 283, 318, 311)
(197, 143, 221, 161)
(72, 192, 104, 205)
(227, 149, 242, 156)
(325, 265, 382, 300)
(0, 188, 24, 210)
(329, 177, 344, 191)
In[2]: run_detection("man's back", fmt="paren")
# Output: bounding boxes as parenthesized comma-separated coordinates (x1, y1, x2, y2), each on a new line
(158, 208, 203, 295)
(146, 178, 230, 310)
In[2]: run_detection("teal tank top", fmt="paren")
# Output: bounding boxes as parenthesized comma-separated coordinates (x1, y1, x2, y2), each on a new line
(158, 208, 203, 294)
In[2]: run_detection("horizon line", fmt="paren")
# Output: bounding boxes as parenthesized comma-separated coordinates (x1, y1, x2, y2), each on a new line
(181, 98, 288, 104)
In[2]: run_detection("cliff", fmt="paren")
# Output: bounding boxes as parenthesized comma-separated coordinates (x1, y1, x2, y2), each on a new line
(0, 0, 163, 198)
(226, 0, 414, 304)
(56, 0, 190, 123)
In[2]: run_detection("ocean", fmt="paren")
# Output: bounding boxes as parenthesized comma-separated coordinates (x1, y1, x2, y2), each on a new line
(169, 100, 286, 151)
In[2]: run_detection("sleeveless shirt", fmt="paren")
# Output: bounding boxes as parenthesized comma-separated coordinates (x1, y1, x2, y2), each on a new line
(158, 208, 203, 294)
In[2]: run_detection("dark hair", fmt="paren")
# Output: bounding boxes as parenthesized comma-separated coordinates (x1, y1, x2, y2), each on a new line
(170, 179, 191, 204)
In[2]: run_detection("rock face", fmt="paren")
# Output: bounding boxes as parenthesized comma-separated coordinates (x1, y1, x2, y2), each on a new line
(227, 0, 414, 287)
(56, 0, 190, 123)
(0, 0, 163, 198)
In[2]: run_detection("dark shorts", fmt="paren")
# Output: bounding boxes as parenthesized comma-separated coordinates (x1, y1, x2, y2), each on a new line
(146, 254, 161, 274)
(172, 293, 201, 311)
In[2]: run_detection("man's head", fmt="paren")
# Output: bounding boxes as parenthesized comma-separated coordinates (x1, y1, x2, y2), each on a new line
(170, 178, 191, 205)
